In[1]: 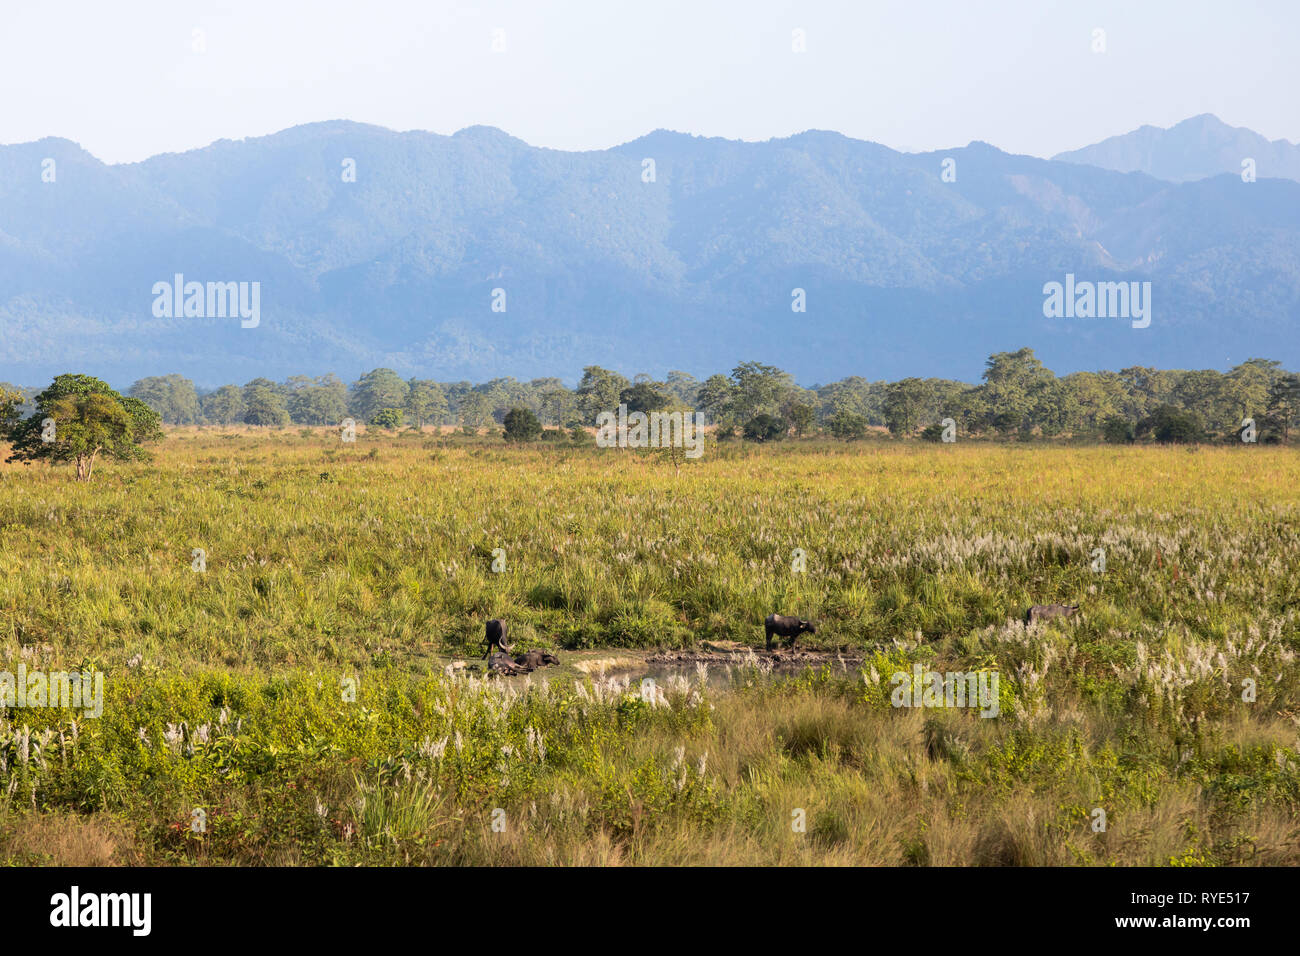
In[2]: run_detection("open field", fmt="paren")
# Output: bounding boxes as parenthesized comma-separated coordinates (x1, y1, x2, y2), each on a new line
(2, 432, 1299, 864)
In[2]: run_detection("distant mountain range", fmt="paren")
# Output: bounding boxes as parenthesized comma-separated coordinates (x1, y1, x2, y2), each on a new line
(1, 115, 1297, 387)
(1054, 114, 1300, 184)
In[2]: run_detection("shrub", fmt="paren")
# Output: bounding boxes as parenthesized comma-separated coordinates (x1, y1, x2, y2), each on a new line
(827, 409, 869, 440)
(502, 407, 542, 443)
(1101, 415, 1135, 444)
(369, 408, 405, 429)
(742, 414, 786, 442)
(1139, 405, 1203, 444)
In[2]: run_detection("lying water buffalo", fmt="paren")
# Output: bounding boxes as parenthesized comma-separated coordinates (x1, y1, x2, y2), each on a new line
(765, 614, 816, 651)
(1024, 604, 1079, 625)
(514, 649, 560, 670)
(482, 619, 511, 658)
(487, 651, 529, 675)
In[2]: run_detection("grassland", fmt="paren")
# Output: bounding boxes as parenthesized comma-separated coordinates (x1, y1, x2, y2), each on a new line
(1, 429, 1298, 865)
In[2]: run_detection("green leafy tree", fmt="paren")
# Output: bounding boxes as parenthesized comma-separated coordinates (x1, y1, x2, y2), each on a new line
(1100, 415, 1135, 444)
(575, 366, 630, 422)
(696, 374, 737, 434)
(663, 371, 700, 406)
(242, 384, 291, 426)
(369, 407, 404, 429)
(1224, 359, 1281, 423)
(619, 381, 671, 414)
(406, 379, 449, 428)
(1063, 371, 1124, 434)
(350, 369, 409, 424)
(7, 374, 162, 480)
(128, 374, 202, 424)
(1262, 373, 1300, 443)
(502, 407, 543, 443)
(976, 348, 1055, 436)
(458, 391, 493, 432)
(540, 387, 579, 426)
(1117, 366, 1176, 420)
(729, 361, 793, 421)
(1139, 405, 1203, 444)
(883, 378, 932, 436)
(0, 383, 27, 431)
(285, 374, 349, 425)
(817, 377, 887, 427)
(784, 401, 816, 437)
(1029, 377, 1079, 437)
(742, 413, 786, 442)
(200, 385, 246, 425)
(827, 408, 869, 440)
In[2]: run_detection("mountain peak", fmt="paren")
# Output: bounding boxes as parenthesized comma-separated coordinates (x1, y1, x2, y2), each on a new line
(452, 125, 528, 148)
(1053, 114, 1300, 183)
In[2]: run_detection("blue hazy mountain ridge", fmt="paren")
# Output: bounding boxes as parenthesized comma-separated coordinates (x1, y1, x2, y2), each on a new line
(1053, 114, 1300, 185)
(0, 117, 1297, 387)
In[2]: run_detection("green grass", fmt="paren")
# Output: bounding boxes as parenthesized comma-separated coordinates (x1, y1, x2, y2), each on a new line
(0, 430, 1298, 864)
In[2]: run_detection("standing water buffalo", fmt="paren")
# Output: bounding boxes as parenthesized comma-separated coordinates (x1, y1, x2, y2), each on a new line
(482, 619, 511, 658)
(765, 614, 816, 651)
(1024, 604, 1079, 625)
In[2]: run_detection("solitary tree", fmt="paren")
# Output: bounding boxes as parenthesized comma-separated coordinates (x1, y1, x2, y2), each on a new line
(7, 374, 162, 480)
(502, 407, 542, 443)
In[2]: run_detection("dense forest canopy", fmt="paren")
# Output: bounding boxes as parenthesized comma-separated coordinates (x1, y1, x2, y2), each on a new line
(4, 348, 1298, 443)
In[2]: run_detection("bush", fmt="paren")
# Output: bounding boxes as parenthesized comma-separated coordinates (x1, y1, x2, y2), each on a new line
(742, 414, 786, 442)
(920, 423, 945, 442)
(369, 408, 404, 429)
(1139, 405, 1203, 444)
(1101, 416, 1134, 444)
(827, 409, 869, 441)
(503, 407, 542, 443)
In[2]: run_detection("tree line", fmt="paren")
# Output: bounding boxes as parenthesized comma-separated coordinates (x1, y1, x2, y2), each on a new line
(4, 347, 1299, 445)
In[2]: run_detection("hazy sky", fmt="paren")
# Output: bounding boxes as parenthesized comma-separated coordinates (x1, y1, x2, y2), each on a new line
(2, 0, 1296, 164)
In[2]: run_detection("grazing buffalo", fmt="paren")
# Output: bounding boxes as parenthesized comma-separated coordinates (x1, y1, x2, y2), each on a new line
(487, 652, 528, 676)
(1025, 604, 1079, 625)
(482, 619, 511, 658)
(514, 649, 560, 671)
(765, 614, 816, 651)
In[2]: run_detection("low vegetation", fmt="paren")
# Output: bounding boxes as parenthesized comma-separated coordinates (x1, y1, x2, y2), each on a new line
(0, 431, 1297, 865)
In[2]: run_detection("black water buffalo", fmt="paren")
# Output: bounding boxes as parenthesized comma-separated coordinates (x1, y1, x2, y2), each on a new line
(482, 619, 511, 658)
(514, 649, 560, 671)
(487, 651, 528, 675)
(1024, 604, 1079, 625)
(765, 614, 816, 651)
